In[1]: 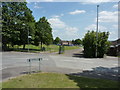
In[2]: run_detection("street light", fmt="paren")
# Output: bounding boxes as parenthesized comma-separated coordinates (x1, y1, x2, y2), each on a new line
(96, 5, 99, 58)
(23, 23, 31, 52)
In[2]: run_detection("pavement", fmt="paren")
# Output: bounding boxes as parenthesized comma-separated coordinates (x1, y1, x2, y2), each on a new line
(0, 49, 119, 82)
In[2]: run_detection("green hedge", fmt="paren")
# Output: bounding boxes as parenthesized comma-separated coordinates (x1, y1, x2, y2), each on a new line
(82, 31, 110, 58)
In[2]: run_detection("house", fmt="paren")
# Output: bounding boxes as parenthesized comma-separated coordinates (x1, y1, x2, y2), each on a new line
(60, 41, 73, 46)
(107, 38, 120, 56)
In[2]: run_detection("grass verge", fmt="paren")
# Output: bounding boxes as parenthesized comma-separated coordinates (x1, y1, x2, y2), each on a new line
(9, 44, 80, 53)
(2, 73, 119, 88)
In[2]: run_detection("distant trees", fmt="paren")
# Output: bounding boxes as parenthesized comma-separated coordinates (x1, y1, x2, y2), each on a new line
(53, 37, 61, 45)
(82, 31, 110, 58)
(72, 39, 82, 45)
(2, 2, 53, 51)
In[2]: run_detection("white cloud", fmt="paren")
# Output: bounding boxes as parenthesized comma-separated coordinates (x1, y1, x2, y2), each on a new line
(48, 17, 79, 40)
(113, 4, 118, 8)
(85, 24, 118, 40)
(82, 0, 119, 4)
(61, 14, 64, 16)
(112, 24, 118, 28)
(51, 15, 60, 18)
(65, 27, 79, 36)
(109, 30, 118, 40)
(97, 11, 118, 23)
(33, 2, 42, 9)
(27, 0, 119, 3)
(85, 24, 107, 31)
(34, 5, 42, 8)
(69, 10, 86, 15)
(51, 14, 64, 18)
(43, 0, 54, 1)
(48, 17, 66, 29)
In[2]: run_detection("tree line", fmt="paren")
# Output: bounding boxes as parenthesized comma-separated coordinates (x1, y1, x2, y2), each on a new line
(53, 37, 82, 46)
(2, 2, 110, 58)
(2, 2, 53, 50)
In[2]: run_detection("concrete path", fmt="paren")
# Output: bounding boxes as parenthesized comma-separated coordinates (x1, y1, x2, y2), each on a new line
(60, 48, 83, 57)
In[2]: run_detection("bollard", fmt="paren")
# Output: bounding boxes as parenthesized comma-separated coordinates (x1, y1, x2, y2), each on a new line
(39, 58, 40, 72)
(29, 59, 31, 74)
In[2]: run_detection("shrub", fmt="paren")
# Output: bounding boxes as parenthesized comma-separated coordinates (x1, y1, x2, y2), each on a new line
(82, 31, 110, 58)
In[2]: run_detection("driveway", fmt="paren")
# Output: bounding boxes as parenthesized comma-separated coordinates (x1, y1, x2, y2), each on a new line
(1, 51, 119, 82)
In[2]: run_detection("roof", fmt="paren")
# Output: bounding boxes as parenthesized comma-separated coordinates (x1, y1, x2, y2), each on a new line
(110, 38, 120, 47)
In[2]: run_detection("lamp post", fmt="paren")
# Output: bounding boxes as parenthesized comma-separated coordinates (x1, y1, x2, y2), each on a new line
(23, 23, 31, 52)
(96, 5, 99, 58)
(28, 29, 29, 52)
(28, 30, 32, 52)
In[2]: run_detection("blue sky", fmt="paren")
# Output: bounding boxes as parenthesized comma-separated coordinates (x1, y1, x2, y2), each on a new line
(27, 1, 118, 41)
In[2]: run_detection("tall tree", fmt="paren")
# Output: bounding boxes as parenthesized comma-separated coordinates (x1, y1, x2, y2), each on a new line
(35, 17, 53, 48)
(2, 2, 13, 50)
(2, 2, 35, 50)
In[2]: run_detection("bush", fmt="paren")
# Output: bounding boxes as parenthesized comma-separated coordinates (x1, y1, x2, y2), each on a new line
(82, 31, 110, 58)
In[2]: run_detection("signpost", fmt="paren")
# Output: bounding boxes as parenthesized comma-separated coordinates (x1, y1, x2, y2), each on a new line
(27, 58, 42, 74)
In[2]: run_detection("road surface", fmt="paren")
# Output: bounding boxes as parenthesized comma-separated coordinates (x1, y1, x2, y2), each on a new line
(1, 51, 119, 82)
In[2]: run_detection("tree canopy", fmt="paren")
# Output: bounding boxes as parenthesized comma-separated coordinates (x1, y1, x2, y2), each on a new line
(82, 31, 110, 58)
(2, 2, 35, 50)
(34, 17, 53, 48)
(53, 37, 61, 45)
(72, 39, 82, 45)
(2, 2, 53, 50)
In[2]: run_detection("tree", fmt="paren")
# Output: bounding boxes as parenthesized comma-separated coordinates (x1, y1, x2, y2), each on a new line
(53, 37, 61, 45)
(15, 2, 35, 49)
(82, 31, 110, 58)
(35, 17, 53, 48)
(2, 2, 35, 50)
(72, 40, 75, 45)
(2, 2, 11, 50)
(74, 39, 81, 45)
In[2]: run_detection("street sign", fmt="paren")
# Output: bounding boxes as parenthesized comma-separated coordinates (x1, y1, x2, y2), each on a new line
(27, 58, 42, 74)
(28, 36, 32, 39)
(27, 58, 42, 62)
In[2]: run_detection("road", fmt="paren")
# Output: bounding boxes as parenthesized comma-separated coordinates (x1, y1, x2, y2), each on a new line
(1, 50, 119, 82)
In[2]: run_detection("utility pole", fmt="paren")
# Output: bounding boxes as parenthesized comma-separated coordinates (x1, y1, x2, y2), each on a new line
(96, 5, 99, 58)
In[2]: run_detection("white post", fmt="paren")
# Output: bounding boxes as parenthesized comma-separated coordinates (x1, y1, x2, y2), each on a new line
(96, 5, 99, 58)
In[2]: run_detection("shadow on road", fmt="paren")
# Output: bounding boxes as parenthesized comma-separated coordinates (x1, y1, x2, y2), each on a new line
(72, 53, 84, 58)
(66, 66, 119, 88)
(68, 66, 119, 81)
(72, 50, 84, 58)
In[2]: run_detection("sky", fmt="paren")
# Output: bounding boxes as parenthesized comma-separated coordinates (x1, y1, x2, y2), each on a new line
(26, 0, 119, 41)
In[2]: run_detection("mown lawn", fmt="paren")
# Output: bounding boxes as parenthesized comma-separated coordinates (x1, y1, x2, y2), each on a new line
(2, 73, 119, 88)
(10, 44, 80, 53)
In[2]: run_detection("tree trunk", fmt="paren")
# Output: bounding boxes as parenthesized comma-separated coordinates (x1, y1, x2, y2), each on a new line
(23, 44, 26, 49)
(2, 44, 7, 51)
(41, 41, 42, 49)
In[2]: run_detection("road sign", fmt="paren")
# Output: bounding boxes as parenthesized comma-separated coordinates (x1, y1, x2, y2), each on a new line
(28, 36, 32, 39)
(27, 58, 42, 74)
(27, 58, 42, 62)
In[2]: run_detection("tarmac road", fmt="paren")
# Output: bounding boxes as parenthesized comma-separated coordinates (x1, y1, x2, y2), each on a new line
(1, 51, 119, 82)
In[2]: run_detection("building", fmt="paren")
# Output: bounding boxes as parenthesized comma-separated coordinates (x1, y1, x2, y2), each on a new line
(60, 41, 73, 46)
(107, 38, 120, 56)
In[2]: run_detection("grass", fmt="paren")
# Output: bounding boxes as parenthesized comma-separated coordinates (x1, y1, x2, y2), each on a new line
(9, 44, 80, 53)
(2, 73, 119, 88)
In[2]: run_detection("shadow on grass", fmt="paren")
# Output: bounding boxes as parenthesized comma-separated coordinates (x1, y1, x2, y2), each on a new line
(66, 66, 119, 88)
